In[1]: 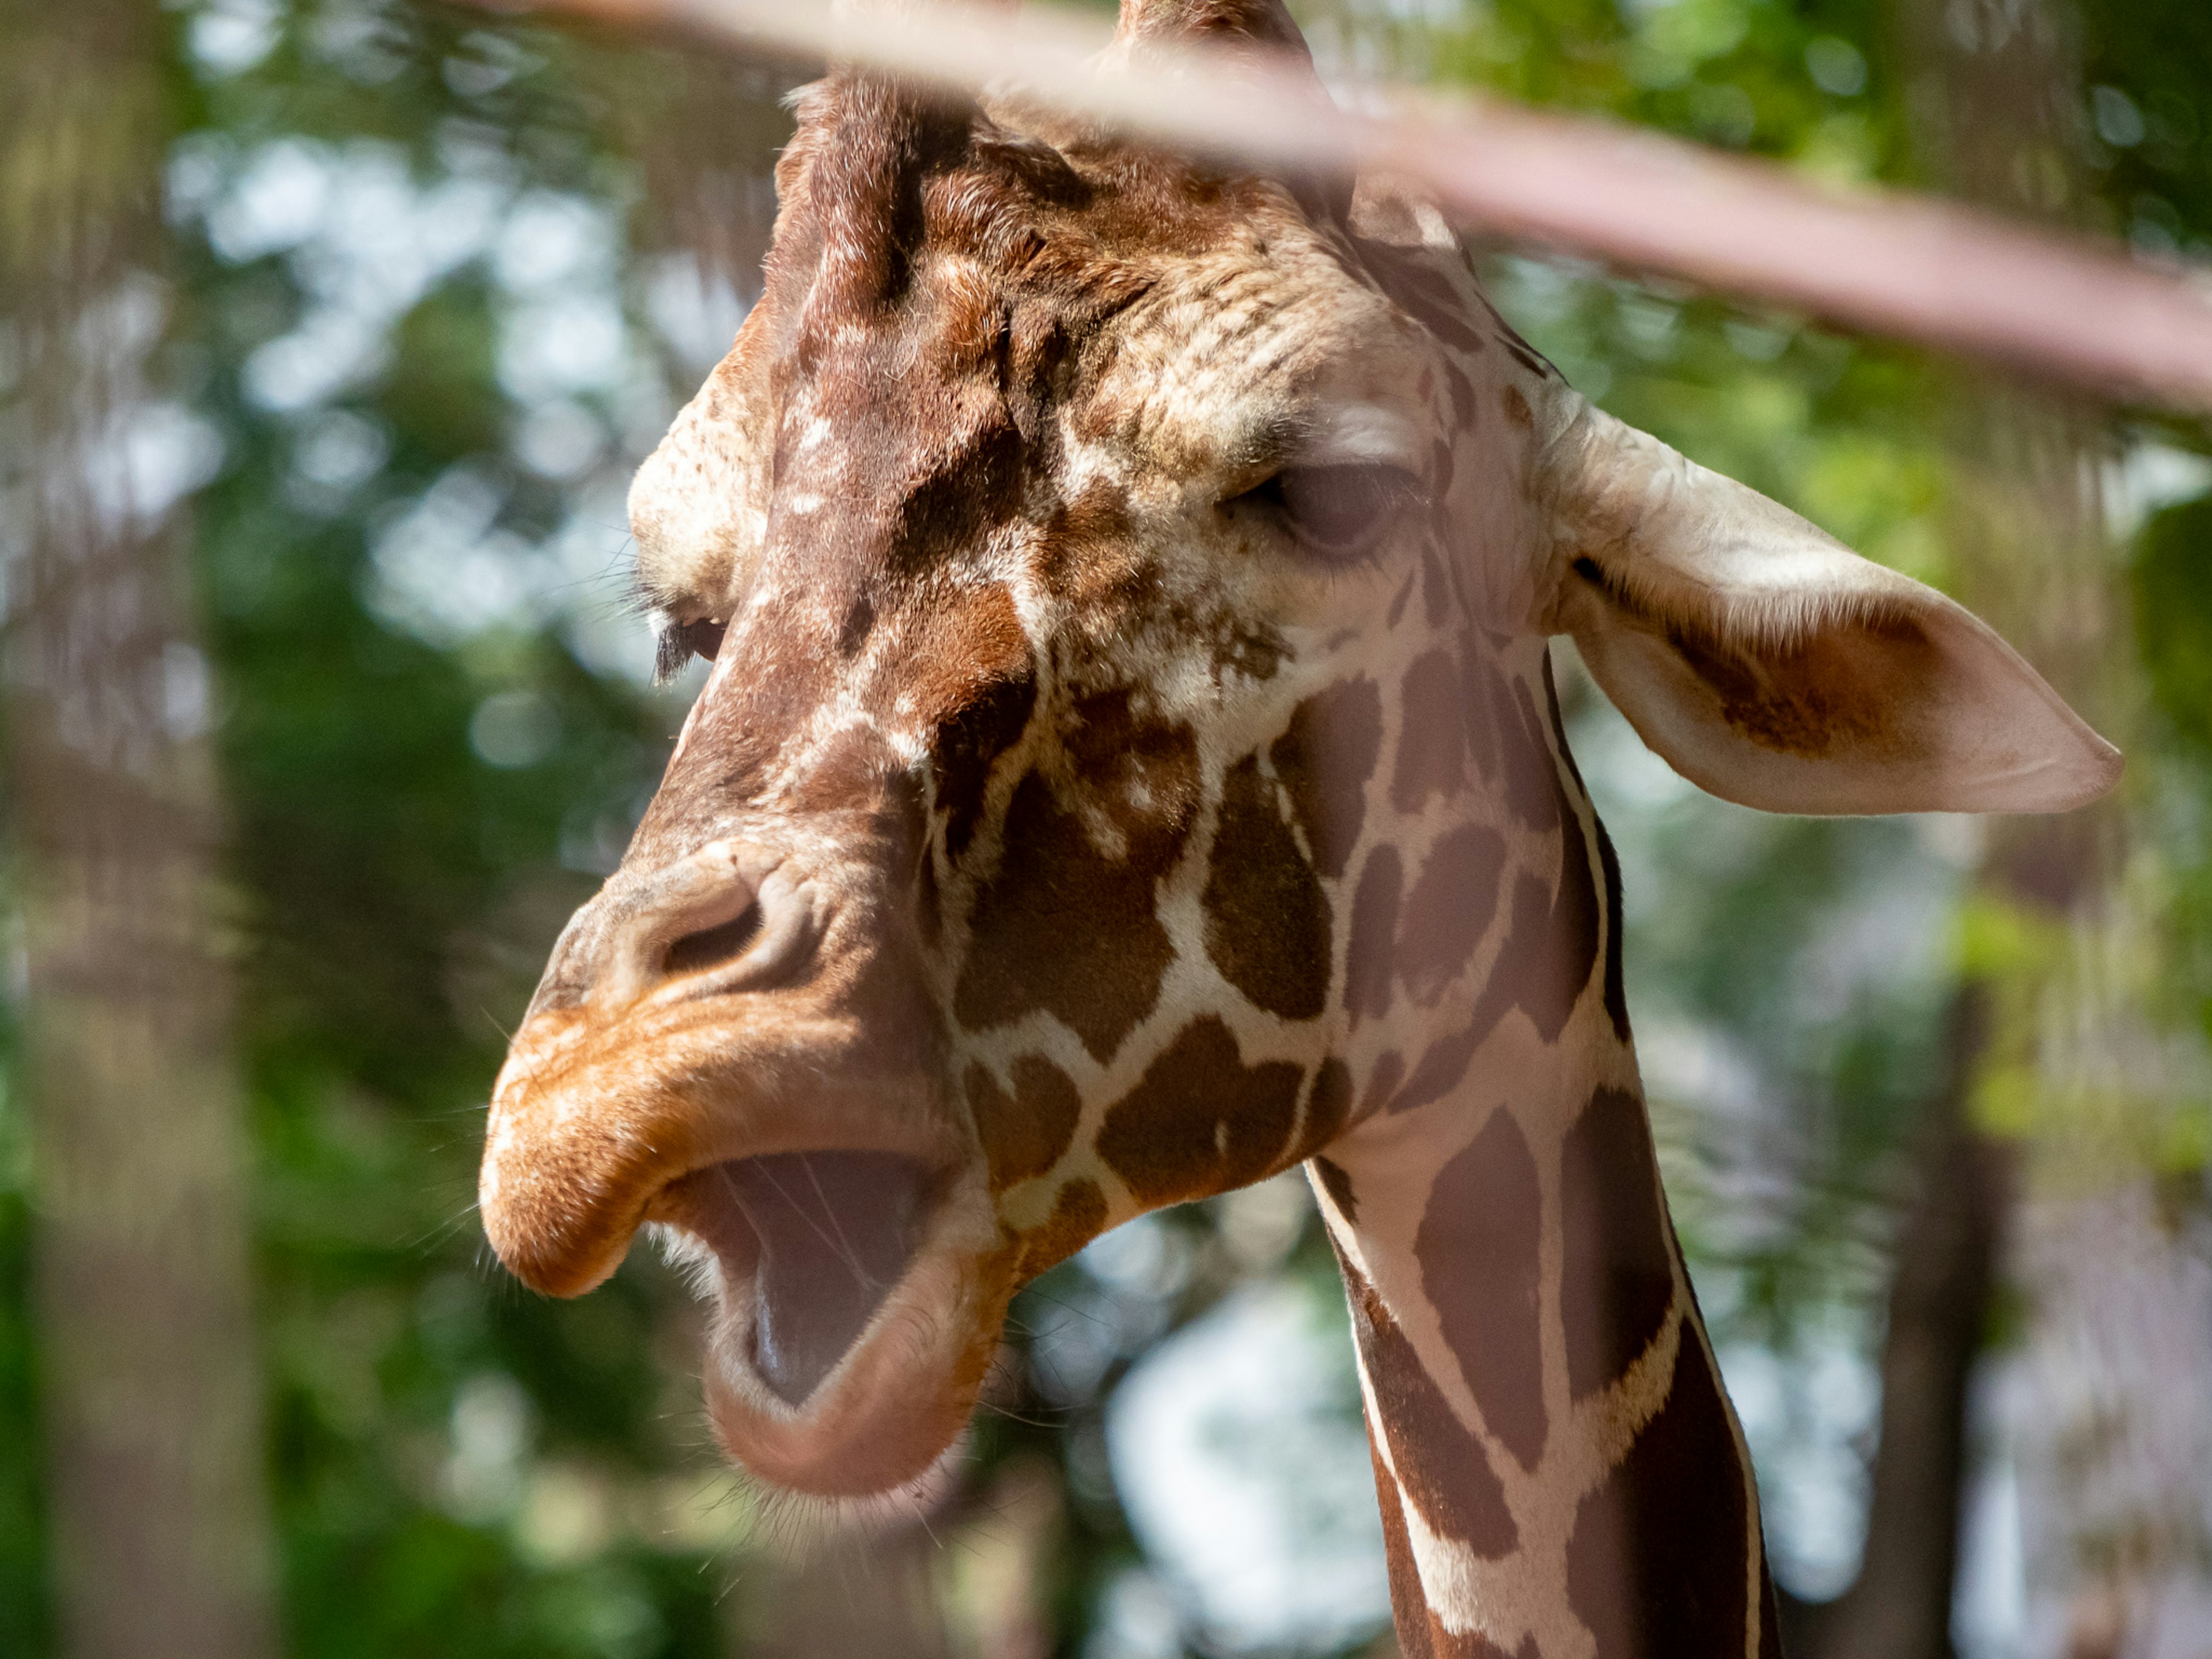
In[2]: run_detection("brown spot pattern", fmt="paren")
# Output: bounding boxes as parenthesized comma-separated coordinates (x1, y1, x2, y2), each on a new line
(1421, 548, 1452, 627)
(1559, 1086, 1675, 1400)
(1565, 1335, 1752, 1659)
(1270, 676, 1383, 880)
(1493, 669, 1561, 832)
(1360, 1050, 1406, 1119)
(1097, 1017, 1301, 1206)
(1418, 1109, 1547, 1471)
(1456, 644, 1500, 781)
(1294, 1057, 1354, 1161)
(1339, 1252, 1518, 1556)
(1445, 362, 1478, 429)
(965, 1056, 1083, 1190)
(1596, 818, 1631, 1043)
(1393, 649, 1469, 813)
(1395, 824, 1507, 1006)
(933, 668, 1037, 861)
(1367, 1443, 1536, 1659)
(1369, 1440, 1440, 1659)
(956, 703, 1198, 1059)
(1343, 846, 1403, 1024)
(1203, 753, 1332, 1021)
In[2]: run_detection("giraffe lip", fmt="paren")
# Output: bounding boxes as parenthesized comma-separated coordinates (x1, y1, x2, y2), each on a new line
(650, 1133, 1007, 1498)
(695, 1150, 930, 1406)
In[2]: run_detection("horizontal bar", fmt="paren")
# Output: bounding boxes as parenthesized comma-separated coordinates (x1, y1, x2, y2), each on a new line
(506, 0, 2212, 413)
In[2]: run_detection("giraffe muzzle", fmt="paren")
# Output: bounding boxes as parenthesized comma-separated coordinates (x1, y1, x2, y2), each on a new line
(480, 832, 1008, 1494)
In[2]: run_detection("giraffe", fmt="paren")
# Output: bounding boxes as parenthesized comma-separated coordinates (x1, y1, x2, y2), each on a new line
(476, 2, 2121, 1650)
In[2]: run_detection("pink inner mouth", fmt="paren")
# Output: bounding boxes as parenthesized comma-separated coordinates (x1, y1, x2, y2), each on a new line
(709, 1152, 927, 1405)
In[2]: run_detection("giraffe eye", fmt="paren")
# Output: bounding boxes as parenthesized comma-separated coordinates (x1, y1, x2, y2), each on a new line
(654, 615, 728, 681)
(1236, 464, 1421, 562)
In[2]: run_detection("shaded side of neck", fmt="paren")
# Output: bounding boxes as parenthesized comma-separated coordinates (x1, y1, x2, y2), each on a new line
(1311, 1070, 1782, 1659)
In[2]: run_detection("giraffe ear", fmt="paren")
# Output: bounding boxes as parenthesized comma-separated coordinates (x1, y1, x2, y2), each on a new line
(1536, 396, 2121, 816)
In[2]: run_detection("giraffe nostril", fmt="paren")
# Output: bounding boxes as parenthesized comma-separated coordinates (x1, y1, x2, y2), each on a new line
(663, 903, 763, 978)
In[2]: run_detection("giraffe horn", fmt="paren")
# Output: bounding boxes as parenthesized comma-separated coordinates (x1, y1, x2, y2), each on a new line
(1109, 0, 1348, 222)
(1112, 0, 1315, 58)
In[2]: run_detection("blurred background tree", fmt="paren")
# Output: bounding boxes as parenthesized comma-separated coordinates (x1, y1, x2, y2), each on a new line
(0, 2, 2206, 1658)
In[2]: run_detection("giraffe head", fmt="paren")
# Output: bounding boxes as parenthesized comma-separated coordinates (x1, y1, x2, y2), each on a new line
(478, 0, 2118, 1500)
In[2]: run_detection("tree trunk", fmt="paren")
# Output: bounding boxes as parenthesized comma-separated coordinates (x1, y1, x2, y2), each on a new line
(0, 5, 278, 1657)
(1818, 993, 2008, 1659)
(1828, 5, 2212, 1657)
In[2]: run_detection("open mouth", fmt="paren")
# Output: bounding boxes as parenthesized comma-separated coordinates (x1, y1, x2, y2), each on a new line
(687, 1150, 929, 1405)
(639, 1141, 1006, 1495)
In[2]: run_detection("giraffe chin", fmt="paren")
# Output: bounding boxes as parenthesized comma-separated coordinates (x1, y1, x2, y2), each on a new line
(660, 1152, 1010, 1498)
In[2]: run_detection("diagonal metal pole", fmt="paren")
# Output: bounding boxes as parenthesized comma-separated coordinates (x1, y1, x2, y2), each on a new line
(484, 0, 2212, 414)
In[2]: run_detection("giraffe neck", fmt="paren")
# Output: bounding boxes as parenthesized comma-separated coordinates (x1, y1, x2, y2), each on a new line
(1309, 797, 1783, 1658)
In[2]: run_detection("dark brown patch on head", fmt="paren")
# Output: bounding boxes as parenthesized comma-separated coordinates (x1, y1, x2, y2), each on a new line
(954, 697, 1199, 1058)
(1596, 818, 1631, 1043)
(1215, 624, 1288, 683)
(1203, 753, 1332, 1021)
(1015, 1177, 1108, 1281)
(1312, 1154, 1358, 1222)
(1393, 650, 1470, 814)
(933, 668, 1038, 862)
(1338, 1250, 1518, 1556)
(1445, 362, 1478, 429)
(1418, 1109, 1547, 1471)
(955, 768, 1183, 1060)
(1500, 384, 1533, 433)
(1566, 1334, 1754, 1659)
(1294, 1057, 1354, 1161)
(1343, 846, 1403, 1023)
(1097, 1016, 1302, 1206)
(1420, 547, 1452, 628)
(1560, 1086, 1675, 1400)
(1395, 825, 1507, 1006)
(916, 843, 944, 946)
(1038, 479, 1145, 611)
(1270, 676, 1384, 880)
(1456, 641, 1500, 781)
(1066, 690, 1205, 845)
(966, 1056, 1084, 1190)
(1491, 668, 1561, 832)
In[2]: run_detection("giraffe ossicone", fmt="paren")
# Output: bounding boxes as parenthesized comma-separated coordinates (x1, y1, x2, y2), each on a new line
(479, 2, 2119, 1650)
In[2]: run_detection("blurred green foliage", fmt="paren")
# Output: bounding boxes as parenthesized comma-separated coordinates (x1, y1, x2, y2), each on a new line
(1, 0, 2209, 1654)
